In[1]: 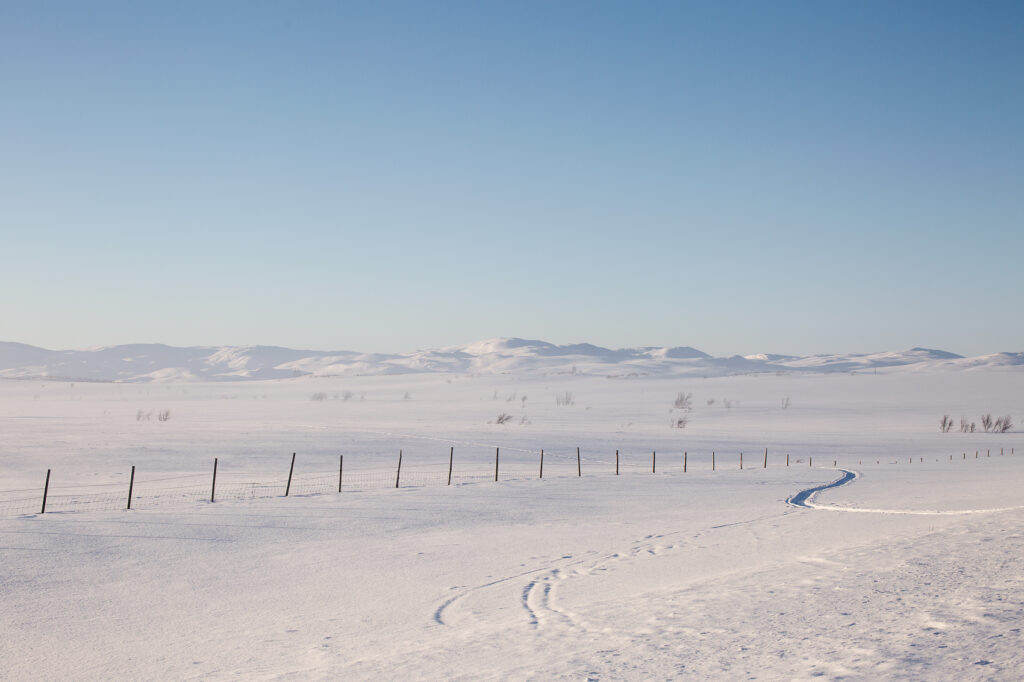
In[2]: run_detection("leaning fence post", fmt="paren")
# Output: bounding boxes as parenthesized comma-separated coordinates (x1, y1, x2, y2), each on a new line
(494, 447, 499, 482)
(211, 457, 218, 503)
(447, 447, 453, 486)
(285, 452, 296, 496)
(396, 450, 402, 488)
(41, 469, 51, 514)
(127, 465, 135, 510)
(338, 455, 344, 493)
(577, 448, 581, 477)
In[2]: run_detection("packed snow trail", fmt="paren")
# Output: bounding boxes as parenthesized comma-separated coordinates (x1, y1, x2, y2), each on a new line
(786, 469, 857, 508)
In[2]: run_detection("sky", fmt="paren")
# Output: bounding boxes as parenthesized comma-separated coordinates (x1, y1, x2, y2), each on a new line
(1, 1, 1022, 357)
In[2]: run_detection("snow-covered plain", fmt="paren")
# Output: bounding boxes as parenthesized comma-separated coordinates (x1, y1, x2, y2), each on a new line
(1, 360, 1022, 679)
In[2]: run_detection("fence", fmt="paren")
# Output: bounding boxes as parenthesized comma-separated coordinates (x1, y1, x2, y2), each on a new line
(0, 445, 1014, 518)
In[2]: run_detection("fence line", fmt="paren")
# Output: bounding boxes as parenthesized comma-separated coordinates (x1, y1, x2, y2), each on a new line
(0, 445, 1015, 518)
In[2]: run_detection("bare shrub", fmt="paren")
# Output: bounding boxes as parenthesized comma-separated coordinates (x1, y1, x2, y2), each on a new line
(341, 391, 354, 401)
(311, 392, 327, 401)
(959, 417, 970, 433)
(673, 392, 693, 411)
(672, 416, 689, 429)
(781, 397, 791, 409)
(157, 409, 171, 422)
(505, 392, 517, 402)
(494, 412, 513, 424)
(706, 398, 716, 406)
(555, 391, 575, 407)
(981, 414, 993, 432)
(403, 392, 412, 401)
(136, 409, 152, 421)
(722, 399, 733, 409)
(940, 415, 953, 433)
(993, 415, 1013, 433)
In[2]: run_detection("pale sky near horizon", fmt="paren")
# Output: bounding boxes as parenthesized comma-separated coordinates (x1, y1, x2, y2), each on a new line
(2, 1, 1022, 357)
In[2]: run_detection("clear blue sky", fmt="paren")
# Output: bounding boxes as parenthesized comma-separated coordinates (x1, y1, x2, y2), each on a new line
(2, 1, 1021, 356)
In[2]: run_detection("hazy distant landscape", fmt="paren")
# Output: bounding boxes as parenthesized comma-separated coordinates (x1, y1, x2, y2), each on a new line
(2, 338, 1022, 382)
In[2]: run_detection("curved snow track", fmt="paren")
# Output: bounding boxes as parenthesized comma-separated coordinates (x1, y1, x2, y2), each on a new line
(786, 469, 858, 508)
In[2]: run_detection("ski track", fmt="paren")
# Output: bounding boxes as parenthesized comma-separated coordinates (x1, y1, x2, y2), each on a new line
(433, 465, 1024, 642)
(434, 512, 788, 636)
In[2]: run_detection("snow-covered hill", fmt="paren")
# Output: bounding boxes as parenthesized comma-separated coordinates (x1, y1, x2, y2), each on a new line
(0, 338, 1020, 382)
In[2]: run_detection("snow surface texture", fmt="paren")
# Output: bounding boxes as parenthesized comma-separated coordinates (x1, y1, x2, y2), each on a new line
(1, 337, 1023, 382)
(1, 368, 1021, 680)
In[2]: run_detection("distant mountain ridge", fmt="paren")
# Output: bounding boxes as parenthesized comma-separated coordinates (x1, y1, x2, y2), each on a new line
(0, 338, 1021, 382)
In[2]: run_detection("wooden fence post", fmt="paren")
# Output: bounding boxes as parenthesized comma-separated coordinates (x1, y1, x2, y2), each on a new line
(540, 450, 544, 479)
(495, 447, 499, 482)
(740, 452, 743, 470)
(684, 451, 687, 473)
(211, 457, 218, 503)
(615, 450, 619, 476)
(712, 451, 715, 471)
(577, 448, 581, 477)
(763, 448, 767, 469)
(339, 455, 344, 492)
(396, 450, 402, 488)
(652, 451, 656, 474)
(41, 469, 50, 514)
(127, 465, 135, 510)
(447, 447, 453, 486)
(285, 452, 296, 496)
(809, 457, 812, 467)
(786, 453, 789, 467)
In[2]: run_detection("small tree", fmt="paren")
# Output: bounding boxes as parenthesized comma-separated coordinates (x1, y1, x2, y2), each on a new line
(981, 414, 993, 432)
(940, 415, 953, 432)
(555, 391, 575, 407)
(993, 415, 1013, 433)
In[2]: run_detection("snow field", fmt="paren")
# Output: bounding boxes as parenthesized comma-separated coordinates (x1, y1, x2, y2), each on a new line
(0, 370, 1021, 679)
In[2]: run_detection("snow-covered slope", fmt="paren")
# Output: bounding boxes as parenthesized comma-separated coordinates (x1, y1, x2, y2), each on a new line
(0, 338, 1019, 382)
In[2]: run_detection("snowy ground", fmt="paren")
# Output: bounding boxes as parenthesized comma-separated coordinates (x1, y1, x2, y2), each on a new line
(1, 370, 1021, 679)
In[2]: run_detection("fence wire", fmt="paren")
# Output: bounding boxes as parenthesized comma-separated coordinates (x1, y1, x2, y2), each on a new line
(0, 454, 628, 517)
(1, 447, 925, 517)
